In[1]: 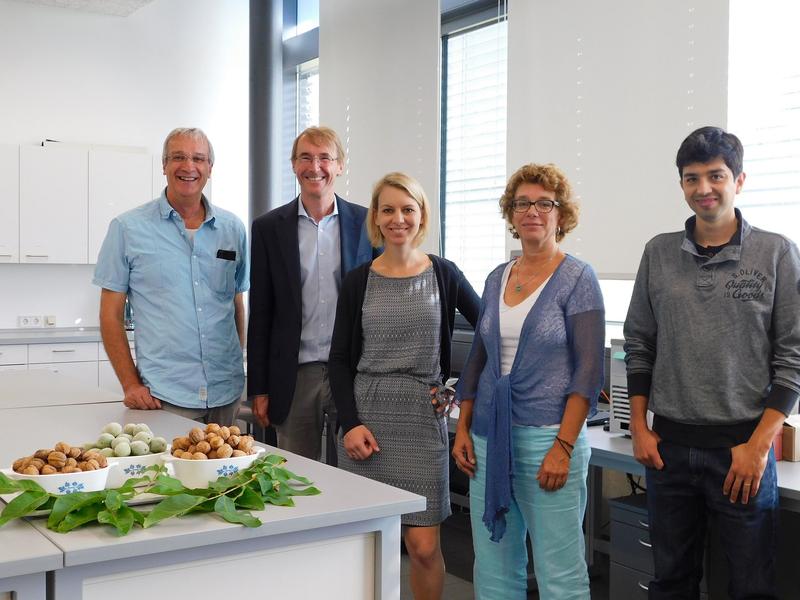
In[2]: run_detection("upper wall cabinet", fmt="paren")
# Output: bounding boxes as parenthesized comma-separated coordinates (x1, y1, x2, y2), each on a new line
(20, 144, 88, 264)
(0, 144, 19, 263)
(89, 149, 152, 264)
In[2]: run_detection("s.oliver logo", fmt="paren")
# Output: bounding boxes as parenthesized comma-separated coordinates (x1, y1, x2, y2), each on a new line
(724, 268, 769, 301)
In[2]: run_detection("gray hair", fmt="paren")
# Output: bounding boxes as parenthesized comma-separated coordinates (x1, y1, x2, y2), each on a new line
(161, 128, 215, 166)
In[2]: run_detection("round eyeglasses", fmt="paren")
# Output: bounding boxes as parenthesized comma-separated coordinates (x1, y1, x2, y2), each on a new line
(510, 199, 560, 213)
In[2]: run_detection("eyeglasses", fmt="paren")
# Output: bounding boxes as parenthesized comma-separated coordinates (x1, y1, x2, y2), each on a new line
(167, 153, 209, 165)
(295, 154, 338, 165)
(510, 199, 560, 213)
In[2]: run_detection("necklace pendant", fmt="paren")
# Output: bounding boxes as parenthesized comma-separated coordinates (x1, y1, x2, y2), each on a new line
(514, 283, 523, 292)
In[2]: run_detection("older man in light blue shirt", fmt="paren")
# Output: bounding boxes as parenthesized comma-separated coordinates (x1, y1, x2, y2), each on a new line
(94, 128, 248, 424)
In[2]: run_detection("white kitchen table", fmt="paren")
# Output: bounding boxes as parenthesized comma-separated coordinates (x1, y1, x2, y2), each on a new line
(0, 378, 425, 600)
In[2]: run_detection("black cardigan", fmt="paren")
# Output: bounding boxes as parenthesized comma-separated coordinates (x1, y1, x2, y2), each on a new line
(329, 254, 480, 433)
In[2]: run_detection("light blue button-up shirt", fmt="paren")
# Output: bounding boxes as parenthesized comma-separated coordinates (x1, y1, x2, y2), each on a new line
(93, 192, 249, 408)
(297, 198, 341, 364)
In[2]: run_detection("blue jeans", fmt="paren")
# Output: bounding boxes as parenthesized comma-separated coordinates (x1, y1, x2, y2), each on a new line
(645, 440, 778, 600)
(469, 427, 590, 600)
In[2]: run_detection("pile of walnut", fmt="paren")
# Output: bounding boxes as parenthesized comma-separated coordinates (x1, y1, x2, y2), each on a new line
(12, 442, 109, 475)
(171, 424, 256, 460)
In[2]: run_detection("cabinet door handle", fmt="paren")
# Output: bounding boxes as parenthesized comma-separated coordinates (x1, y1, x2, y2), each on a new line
(25, 254, 49, 258)
(638, 581, 650, 591)
(51, 349, 76, 353)
(638, 538, 652, 549)
(0, 253, 12, 257)
(638, 519, 649, 528)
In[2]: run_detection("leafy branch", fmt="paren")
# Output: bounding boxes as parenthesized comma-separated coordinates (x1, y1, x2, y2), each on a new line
(0, 454, 320, 536)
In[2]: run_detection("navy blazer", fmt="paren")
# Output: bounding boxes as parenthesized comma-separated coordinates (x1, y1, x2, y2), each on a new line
(247, 195, 376, 425)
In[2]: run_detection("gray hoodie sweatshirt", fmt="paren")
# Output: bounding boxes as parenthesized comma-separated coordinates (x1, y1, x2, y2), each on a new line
(624, 210, 800, 431)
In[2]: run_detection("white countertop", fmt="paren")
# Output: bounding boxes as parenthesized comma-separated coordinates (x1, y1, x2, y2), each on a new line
(0, 327, 134, 345)
(0, 395, 425, 567)
(0, 517, 62, 579)
(585, 426, 800, 504)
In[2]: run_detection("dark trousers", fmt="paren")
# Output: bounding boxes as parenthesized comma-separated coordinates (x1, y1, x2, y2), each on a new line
(645, 440, 778, 600)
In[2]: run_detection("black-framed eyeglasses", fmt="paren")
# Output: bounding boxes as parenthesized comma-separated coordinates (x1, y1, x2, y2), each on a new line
(511, 199, 560, 213)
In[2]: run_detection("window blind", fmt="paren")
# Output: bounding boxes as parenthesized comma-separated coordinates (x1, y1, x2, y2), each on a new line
(442, 19, 508, 292)
(729, 0, 800, 245)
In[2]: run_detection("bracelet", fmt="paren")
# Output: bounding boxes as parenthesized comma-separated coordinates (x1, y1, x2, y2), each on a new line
(555, 436, 573, 458)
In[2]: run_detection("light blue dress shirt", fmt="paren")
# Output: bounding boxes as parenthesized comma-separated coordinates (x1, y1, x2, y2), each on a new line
(297, 198, 341, 364)
(93, 192, 249, 408)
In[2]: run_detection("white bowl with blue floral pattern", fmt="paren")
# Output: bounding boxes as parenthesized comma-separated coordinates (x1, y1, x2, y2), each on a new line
(3, 465, 110, 495)
(106, 451, 169, 489)
(164, 446, 265, 489)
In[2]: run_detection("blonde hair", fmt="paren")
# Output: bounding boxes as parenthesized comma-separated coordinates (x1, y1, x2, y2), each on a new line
(291, 126, 345, 165)
(499, 163, 578, 242)
(367, 172, 430, 248)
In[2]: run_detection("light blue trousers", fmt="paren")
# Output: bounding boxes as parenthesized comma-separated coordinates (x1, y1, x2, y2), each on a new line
(469, 426, 591, 600)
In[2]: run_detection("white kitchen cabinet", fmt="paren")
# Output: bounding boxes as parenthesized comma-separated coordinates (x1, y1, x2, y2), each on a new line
(98, 340, 135, 394)
(28, 342, 98, 364)
(98, 360, 122, 394)
(0, 144, 19, 263)
(89, 148, 151, 263)
(0, 344, 27, 365)
(27, 361, 98, 387)
(27, 342, 99, 388)
(19, 144, 88, 264)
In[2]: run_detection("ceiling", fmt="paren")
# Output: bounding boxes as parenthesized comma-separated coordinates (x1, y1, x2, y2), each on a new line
(8, 0, 154, 17)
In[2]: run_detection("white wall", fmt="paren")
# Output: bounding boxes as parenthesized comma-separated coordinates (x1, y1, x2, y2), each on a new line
(507, 0, 729, 277)
(319, 0, 441, 255)
(0, 0, 249, 329)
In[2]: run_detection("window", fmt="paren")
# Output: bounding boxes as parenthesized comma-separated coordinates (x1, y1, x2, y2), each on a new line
(282, 59, 320, 201)
(284, 0, 319, 40)
(441, 18, 508, 293)
(297, 59, 320, 135)
(728, 0, 800, 245)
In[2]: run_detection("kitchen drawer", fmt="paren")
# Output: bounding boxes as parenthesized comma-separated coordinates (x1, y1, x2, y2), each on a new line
(98, 341, 135, 362)
(611, 562, 652, 598)
(611, 520, 654, 574)
(28, 361, 98, 387)
(28, 342, 98, 364)
(611, 562, 708, 599)
(0, 344, 27, 365)
(609, 494, 650, 529)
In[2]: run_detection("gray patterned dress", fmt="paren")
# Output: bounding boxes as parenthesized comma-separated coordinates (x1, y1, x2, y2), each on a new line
(337, 265, 451, 526)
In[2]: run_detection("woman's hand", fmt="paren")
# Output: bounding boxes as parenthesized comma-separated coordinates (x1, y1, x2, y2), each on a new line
(430, 384, 455, 416)
(452, 427, 477, 477)
(343, 425, 380, 460)
(536, 442, 571, 491)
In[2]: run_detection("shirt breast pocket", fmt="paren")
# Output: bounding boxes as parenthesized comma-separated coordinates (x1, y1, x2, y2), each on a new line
(211, 258, 235, 296)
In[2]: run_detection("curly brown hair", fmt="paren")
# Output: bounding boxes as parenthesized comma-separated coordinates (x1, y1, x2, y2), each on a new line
(499, 163, 578, 242)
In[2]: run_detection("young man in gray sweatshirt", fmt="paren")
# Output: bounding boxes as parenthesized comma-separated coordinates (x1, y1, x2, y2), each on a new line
(624, 126, 800, 599)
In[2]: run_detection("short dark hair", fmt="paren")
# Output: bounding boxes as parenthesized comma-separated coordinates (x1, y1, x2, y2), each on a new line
(676, 126, 743, 177)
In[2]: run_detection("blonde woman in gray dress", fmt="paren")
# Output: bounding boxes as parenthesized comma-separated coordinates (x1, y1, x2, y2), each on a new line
(329, 172, 479, 600)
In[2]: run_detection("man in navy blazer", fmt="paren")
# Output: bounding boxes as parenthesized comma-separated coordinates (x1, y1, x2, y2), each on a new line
(247, 126, 377, 461)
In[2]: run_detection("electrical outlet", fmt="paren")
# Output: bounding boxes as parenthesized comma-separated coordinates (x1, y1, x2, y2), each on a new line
(44, 315, 57, 328)
(18, 315, 43, 328)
